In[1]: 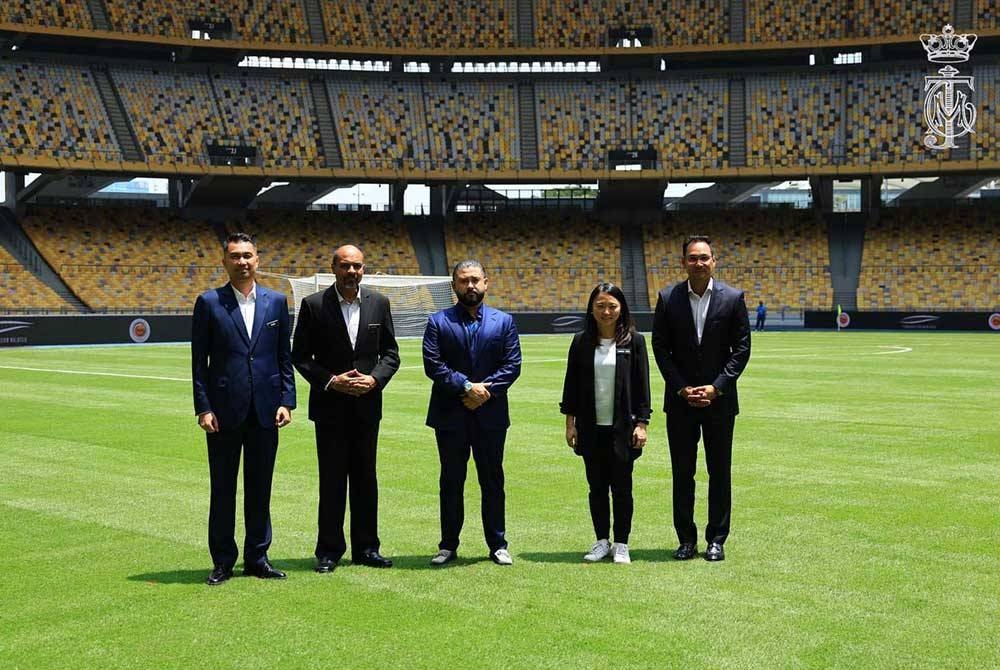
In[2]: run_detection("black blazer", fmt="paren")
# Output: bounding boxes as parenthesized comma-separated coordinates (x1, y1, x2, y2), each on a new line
(292, 285, 400, 424)
(651, 279, 751, 417)
(560, 331, 652, 462)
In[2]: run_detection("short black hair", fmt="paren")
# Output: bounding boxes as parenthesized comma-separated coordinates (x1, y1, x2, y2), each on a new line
(225, 232, 256, 250)
(452, 259, 485, 280)
(683, 235, 712, 257)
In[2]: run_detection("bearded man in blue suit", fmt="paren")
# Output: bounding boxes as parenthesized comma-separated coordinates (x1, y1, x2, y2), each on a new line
(192, 232, 296, 585)
(422, 260, 522, 567)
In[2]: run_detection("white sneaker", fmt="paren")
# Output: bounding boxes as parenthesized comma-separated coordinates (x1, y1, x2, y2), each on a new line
(583, 539, 612, 562)
(491, 548, 513, 565)
(430, 549, 456, 566)
(613, 543, 631, 564)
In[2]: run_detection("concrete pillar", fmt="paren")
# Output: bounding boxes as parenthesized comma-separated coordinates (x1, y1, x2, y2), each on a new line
(809, 177, 834, 212)
(860, 176, 883, 213)
(389, 182, 407, 224)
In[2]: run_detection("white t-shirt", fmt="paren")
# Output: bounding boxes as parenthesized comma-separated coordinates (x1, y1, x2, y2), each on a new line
(594, 338, 616, 426)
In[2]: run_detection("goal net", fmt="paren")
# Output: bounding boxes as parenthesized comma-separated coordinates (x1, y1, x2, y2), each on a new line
(262, 272, 455, 337)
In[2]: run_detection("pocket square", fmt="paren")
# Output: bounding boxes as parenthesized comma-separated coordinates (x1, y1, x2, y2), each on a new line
(267, 320, 279, 327)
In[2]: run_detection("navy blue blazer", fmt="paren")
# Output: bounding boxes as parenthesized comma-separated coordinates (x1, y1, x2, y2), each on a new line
(651, 279, 751, 417)
(422, 303, 522, 431)
(192, 284, 297, 430)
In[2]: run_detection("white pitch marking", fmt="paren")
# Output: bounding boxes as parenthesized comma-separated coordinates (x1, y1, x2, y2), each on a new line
(873, 345, 913, 355)
(0, 364, 187, 382)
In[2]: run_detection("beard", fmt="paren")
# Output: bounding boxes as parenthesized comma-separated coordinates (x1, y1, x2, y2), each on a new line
(455, 288, 484, 307)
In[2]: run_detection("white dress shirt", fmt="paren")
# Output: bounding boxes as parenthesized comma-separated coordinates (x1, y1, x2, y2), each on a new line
(335, 284, 361, 349)
(231, 282, 257, 338)
(688, 278, 714, 345)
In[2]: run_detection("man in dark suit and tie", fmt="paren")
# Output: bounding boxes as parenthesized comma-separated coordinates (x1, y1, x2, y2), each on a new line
(192, 232, 296, 585)
(652, 235, 751, 562)
(292, 244, 400, 572)
(422, 260, 522, 566)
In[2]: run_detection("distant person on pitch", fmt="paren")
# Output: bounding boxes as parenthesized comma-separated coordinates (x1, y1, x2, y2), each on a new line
(292, 244, 400, 572)
(560, 283, 651, 565)
(191, 232, 296, 586)
(422, 260, 522, 566)
(652, 235, 751, 562)
(755, 301, 767, 331)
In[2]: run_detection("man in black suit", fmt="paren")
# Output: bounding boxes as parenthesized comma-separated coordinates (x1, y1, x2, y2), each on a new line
(192, 232, 296, 585)
(292, 244, 400, 571)
(652, 235, 751, 562)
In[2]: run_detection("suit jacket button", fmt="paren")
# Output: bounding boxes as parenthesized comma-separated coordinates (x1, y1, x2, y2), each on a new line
(249, 356, 254, 361)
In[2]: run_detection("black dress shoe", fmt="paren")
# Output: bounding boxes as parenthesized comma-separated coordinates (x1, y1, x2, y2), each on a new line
(206, 565, 233, 586)
(243, 560, 287, 579)
(315, 557, 338, 573)
(704, 542, 725, 562)
(353, 550, 393, 568)
(673, 543, 698, 560)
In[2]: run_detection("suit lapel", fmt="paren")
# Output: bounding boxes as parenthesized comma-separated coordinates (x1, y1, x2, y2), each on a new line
(248, 286, 268, 351)
(674, 283, 699, 349)
(704, 281, 725, 327)
(323, 286, 351, 345)
(222, 285, 251, 347)
(355, 290, 372, 350)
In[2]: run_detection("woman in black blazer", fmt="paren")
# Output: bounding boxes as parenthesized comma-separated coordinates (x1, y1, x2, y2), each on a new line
(560, 283, 651, 564)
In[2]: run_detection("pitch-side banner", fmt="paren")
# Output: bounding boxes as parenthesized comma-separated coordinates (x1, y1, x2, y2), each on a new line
(0, 315, 190, 347)
(805, 311, 1000, 331)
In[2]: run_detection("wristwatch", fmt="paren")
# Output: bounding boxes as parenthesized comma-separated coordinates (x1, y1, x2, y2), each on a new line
(462, 380, 474, 395)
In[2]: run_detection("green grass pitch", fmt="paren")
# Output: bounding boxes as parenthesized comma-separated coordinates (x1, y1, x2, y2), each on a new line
(1, 331, 998, 669)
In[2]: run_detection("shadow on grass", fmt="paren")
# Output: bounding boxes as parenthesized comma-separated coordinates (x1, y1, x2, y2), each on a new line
(128, 557, 318, 584)
(520, 548, 677, 564)
(381, 554, 493, 570)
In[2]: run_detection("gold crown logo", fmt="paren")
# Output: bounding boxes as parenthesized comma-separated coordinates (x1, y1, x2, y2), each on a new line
(920, 24, 976, 63)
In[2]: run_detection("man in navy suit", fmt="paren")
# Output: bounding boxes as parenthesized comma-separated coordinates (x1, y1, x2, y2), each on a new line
(652, 235, 751, 563)
(422, 260, 522, 566)
(192, 232, 296, 585)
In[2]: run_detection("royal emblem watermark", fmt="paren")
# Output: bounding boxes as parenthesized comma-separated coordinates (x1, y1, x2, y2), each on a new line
(920, 24, 977, 151)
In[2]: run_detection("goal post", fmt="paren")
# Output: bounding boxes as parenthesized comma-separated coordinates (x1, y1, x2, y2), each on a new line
(261, 272, 455, 337)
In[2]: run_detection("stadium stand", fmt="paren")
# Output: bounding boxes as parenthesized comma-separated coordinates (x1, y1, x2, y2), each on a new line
(242, 211, 418, 275)
(747, 73, 845, 167)
(19, 207, 224, 312)
(0, 59, 119, 161)
(423, 80, 520, 169)
(974, 64, 1000, 161)
(0, 0, 93, 30)
(111, 66, 219, 165)
(321, 0, 515, 48)
(857, 207, 1000, 311)
(536, 79, 630, 170)
(978, 0, 1000, 29)
(327, 78, 430, 169)
(0, 245, 74, 312)
(212, 71, 325, 168)
(633, 78, 729, 168)
(845, 69, 928, 165)
(533, 0, 728, 48)
(644, 210, 833, 312)
(443, 211, 620, 311)
(104, 0, 309, 43)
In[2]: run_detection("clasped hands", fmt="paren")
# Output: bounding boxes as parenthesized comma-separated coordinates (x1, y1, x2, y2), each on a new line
(330, 369, 378, 396)
(462, 382, 492, 410)
(681, 384, 718, 408)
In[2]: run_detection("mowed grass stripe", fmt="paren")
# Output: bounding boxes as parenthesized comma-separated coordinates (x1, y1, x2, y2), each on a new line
(0, 331, 998, 669)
